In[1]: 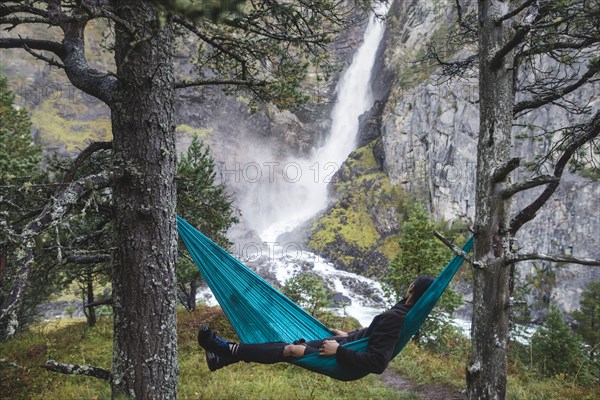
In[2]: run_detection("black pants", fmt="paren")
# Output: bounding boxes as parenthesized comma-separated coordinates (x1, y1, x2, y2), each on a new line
(236, 336, 349, 364)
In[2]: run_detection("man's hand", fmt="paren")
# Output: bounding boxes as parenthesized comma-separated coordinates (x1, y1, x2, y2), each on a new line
(330, 328, 348, 337)
(319, 340, 339, 357)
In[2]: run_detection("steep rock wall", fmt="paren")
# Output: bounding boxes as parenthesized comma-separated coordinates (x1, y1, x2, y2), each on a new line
(378, 0, 600, 318)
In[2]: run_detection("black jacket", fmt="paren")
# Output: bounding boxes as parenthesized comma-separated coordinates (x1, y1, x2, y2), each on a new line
(335, 300, 412, 374)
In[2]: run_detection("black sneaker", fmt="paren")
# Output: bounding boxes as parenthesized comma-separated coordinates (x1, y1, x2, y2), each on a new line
(205, 350, 235, 372)
(198, 324, 230, 354)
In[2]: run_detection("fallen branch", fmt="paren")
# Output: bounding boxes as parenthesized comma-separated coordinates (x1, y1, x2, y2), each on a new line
(1, 358, 24, 369)
(42, 360, 110, 381)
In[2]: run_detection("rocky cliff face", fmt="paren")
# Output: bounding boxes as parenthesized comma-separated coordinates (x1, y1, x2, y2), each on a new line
(374, 0, 600, 319)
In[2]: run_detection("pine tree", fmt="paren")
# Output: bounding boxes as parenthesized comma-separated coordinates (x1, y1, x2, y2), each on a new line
(383, 205, 464, 351)
(531, 305, 586, 377)
(0, 75, 40, 180)
(384, 205, 462, 309)
(572, 282, 600, 359)
(176, 136, 238, 311)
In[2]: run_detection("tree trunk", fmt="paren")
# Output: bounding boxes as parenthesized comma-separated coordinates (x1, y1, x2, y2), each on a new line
(85, 270, 97, 327)
(188, 278, 198, 311)
(468, 1, 516, 399)
(110, 1, 178, 398)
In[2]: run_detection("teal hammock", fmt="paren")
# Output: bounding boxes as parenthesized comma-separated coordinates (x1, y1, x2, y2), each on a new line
(177, 216, 473, 381)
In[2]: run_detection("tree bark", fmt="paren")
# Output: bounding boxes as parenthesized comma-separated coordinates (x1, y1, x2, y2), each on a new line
(468, 1, 516, 399)
(109, 1, 178, 398)
(85, 270, 97, 327)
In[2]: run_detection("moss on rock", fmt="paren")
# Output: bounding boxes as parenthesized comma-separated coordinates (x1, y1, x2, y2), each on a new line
(308, 141, 405, 276)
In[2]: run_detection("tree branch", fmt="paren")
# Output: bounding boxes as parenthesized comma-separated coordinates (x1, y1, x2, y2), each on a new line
(175, 79, 268, 89)
(490, 25, 531, 69)
(0, 242, 34, 335)
(509, 111, 600, 234)
(0, 358, 23, 369)
(19, 36, 66, 69)
(19, 172, 112, 238)
(514, 60, 600, 116)
(0, 37, 65, 58)
(173, 15, 247, 79)
(510, 253, 600, 266)
(66, 253, 112, 264)
(492, 157, 521, 183)
(501, 174, 560, 198)
(42, 360, 111, 381)
(85, 298, 113, 309)
(433, 231, 474, 264)
(495, 0, 536, 24)
(62, 141, 113, 184)
(0, 33, 116, 104)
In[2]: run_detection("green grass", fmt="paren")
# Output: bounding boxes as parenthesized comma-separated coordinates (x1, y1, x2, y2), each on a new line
(2, 305, 598, 399)
(1, 306, 410, 400)
(391, 341, 599, 400)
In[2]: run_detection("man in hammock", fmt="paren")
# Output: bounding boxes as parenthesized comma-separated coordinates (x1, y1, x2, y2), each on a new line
(198, 275, 434, 374)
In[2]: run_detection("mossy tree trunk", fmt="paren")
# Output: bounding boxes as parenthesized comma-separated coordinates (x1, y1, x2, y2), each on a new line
(109, 1, 178, 398)
(467, 1, 516, 399)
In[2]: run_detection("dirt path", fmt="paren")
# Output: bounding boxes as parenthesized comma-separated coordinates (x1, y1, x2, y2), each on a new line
(380, 369, 467, 400)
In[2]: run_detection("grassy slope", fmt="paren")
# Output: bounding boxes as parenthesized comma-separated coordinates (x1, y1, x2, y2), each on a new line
(1, 305, 597, 400)
(0, 306, 412, 400)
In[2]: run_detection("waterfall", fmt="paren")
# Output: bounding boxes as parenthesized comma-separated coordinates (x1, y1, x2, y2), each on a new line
(249, 4, 391, 242)
(203, 4, 394, 326)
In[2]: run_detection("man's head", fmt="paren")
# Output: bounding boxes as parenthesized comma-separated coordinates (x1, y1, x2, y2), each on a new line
(405, 275, 434, 305)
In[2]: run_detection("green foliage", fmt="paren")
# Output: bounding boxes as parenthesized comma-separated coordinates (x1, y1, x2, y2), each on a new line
(0, 75, 41, 180)
(531, 306, 587, 380)
(64, 306, 75, 318)
(176, 136, 238, 310)
(177, 136, 238, 246)
(187, 0, 361, 110)
(0, 75, 53, 336)
(150, 0, 245, 22)
(281, 272, 331, 316)
(382, 205, 465, 352)
(572, 282, 600, 359)
(383, 205, 460, 308)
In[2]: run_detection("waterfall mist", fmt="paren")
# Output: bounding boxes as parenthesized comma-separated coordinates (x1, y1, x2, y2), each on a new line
(236, 5, 390, 242)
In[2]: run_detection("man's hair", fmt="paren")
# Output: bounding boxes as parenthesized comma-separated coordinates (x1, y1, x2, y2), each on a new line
(412, 275, 434, 302)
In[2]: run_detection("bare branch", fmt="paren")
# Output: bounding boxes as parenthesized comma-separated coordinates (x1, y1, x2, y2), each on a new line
(175, 79, 268, 89)
(19, 36, 66, 69)
(18, 172, 112, 238)
(510, 111, 600, 234)
(77, 1, 135, 35)
(85, 298, 113, 309)
(0, 33, 116, 104)
(510, 253, 600, 266)
(495, 0, 536, 24)
(42, 360, 110, 381)
(66, 253, 112, 264)
(514, 61, 600, 116)
(0, 358, 23, 369)
(62, 141, 113, 184)
(501, 174, 559, 198)
(492, 157, 521, 182)
(490, 25, 531, 69)
(0, 37, 65, 57)
(433, 230, 474, 264)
